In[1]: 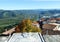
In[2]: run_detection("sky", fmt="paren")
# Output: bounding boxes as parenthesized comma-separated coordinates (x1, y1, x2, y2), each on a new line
(0, 0, 60, 10)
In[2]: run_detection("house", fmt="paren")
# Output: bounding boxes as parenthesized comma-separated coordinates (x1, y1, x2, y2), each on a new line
(49, 23, 60, 31)
(47, 18, 57, 23)
(32, 21, 40, 28)
(56, 18, 60, 21)
(42, 23, 60, 35)
(43, 24, 56, 30)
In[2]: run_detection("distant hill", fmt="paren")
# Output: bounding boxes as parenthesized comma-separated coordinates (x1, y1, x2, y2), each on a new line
(0, 9, 60, 18)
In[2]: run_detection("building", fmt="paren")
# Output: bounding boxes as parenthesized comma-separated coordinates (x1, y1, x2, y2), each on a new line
(49, 23, 60, 31)
(42, 23, 60, 35)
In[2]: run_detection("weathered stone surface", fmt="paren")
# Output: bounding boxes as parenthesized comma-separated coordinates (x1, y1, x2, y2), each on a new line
(43, 35, 60, 42)
(8, 33, 42, 42)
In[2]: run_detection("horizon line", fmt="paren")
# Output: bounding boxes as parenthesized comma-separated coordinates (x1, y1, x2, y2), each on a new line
(0, 9, 60, 10)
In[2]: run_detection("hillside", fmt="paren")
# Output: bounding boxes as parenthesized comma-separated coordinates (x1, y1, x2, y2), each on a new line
(0, 9, 60, 19)
(0, 9, 60, 33)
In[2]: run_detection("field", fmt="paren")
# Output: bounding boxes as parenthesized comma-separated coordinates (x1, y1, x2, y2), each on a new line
(0, 17, 22, 33)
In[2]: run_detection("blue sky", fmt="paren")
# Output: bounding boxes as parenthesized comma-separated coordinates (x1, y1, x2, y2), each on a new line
(0, 0, 60, 10)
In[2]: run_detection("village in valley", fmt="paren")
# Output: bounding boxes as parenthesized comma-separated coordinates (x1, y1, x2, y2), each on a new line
(1, 17, 60, 35)
(1, 17, 60, 42)
(0, 10, 60, 42)
(0, 0, 60, 42)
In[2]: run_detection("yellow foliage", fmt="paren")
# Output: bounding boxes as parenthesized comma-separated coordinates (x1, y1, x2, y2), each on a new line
(15, 19, 41, 33)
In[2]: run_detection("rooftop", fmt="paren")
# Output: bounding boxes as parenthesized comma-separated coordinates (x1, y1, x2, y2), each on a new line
(49, 23, 60, 25)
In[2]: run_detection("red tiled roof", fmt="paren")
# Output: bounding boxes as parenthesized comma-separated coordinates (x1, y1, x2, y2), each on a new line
(43, 24, 56, 30)
(56, 18, 60, 21)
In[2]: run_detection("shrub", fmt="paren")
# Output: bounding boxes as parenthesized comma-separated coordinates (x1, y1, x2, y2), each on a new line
(15, 19, 41, 33)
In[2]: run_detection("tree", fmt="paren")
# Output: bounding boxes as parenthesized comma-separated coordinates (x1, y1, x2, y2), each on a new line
(15, 19, 41, 33)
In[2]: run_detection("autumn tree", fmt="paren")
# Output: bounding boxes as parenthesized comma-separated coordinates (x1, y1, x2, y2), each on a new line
(15, 19, 41, 33)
